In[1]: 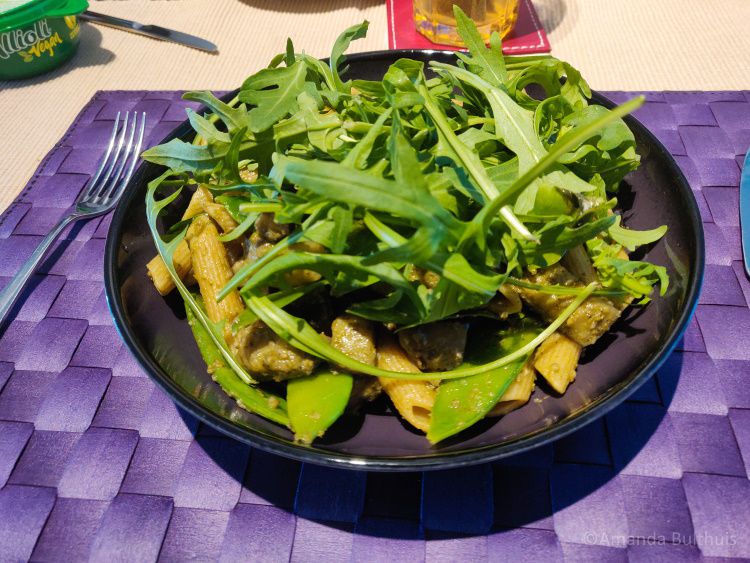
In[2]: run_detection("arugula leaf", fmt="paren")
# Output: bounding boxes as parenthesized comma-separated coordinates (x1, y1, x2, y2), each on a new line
(325, 205, 353, 254)
(417, 80, 535, 241)
(432, 63, 599, 218)
(187, 109, 230, 144)
(141, 139, 228, 174)
(143, 100, 341, 173)
(453, 5, 506, 86)
(299, 53, 337, 93)
(330, 21, 370, 93)
(341, 108, 392, 169)
(222, 126, 246, 183)
(363, 212, 503, 297)
(506, 57, 590, 111)
(241, 251, 420, 302)
(587, 237, 669, 301)
(284, 38, 295, 67)
(608, 215, 667, 251)
(518, 215, 616, 268)
(435, 63, 547, 173)
(346, 290, 414, 323)
(473, 96, 645, 233)
(271, 155, 462, 240)
(233, 281, 327, 332)
(183, 91, 251, 132)
(416, 276, 490, 325)
(359, 115, 447, 266)
(239, 61, 308, 133)
(555, 104, 640, 189)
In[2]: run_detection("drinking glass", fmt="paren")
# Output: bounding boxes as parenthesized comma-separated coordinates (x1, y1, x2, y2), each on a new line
(414, 0, 520, 46)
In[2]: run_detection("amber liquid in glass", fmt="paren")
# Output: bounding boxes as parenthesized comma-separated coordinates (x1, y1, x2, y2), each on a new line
(414, 0, 520, 46)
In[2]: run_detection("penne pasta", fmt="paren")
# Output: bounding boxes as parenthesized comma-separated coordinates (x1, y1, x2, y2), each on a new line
(239, 166, 259, 184)
(487, 360, 536, 416)
(406, 266, 441, 289)
(146, 186, 215, 295)
(184, 186, 214, 219)
(376, 334, 436, 432)
(147, 239, 191, 296)
(533, 332, 582, 394)
(186, 215, 245, 335)
(488, 284, 522, 319)
(204, 202, 239, 234)
(284, 240, 325, 286)
(255, 212, 290, 243)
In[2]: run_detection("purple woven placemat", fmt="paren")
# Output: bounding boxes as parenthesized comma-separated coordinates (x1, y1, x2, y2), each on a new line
(0, 90, 749, 562)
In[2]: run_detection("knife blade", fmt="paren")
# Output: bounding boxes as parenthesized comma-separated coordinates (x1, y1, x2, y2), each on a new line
(79, 10, 218, 53)
(741, 150, 750, 278)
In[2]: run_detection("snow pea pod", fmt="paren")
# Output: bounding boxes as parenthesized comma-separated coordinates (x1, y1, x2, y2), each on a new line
(185, 303, 290, 427)
(532, 182, 575, 216)
(427, 327, 540, 444)
(287, 371, 353, 444)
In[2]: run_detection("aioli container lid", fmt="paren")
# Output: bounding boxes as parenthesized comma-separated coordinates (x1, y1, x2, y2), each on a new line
(0, 0, 88, 31)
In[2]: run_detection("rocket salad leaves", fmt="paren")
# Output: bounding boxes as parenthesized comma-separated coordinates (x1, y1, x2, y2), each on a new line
(143, 6, 669, 444)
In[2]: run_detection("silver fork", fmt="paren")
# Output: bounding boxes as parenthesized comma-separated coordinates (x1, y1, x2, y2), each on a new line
(0, 111, 147, 326)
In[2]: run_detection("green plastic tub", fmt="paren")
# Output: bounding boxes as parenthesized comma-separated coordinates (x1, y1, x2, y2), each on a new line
(0, 0, 89, 80)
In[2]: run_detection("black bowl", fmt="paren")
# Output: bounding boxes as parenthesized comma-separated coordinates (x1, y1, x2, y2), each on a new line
(104, 50, 704, 471)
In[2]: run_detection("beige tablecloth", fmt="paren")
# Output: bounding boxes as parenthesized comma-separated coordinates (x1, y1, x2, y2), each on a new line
(1, 0, 749, 213)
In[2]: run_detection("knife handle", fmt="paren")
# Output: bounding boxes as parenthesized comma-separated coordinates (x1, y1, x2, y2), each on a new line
(79, 10, 137, 29)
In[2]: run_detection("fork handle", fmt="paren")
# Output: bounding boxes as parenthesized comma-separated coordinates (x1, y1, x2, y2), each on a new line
(0, 213, 78, 326)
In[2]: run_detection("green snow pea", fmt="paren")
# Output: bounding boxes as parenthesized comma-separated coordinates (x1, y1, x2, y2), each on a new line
(427, 326, 540, 444)
(532, 183, 575, 216)
(287, 371, 353, 444)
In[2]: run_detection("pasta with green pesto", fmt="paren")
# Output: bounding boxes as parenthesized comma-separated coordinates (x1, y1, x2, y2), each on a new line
(142, 7, 669, 445)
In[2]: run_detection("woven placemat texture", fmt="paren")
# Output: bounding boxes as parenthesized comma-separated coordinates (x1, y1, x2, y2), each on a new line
(0, 90, 749, 562)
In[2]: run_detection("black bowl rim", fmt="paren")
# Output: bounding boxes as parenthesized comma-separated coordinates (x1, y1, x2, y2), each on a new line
(104, 50, 705, 472)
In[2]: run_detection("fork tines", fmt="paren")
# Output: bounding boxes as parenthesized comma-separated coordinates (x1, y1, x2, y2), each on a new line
(79, 111, 147, 208)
